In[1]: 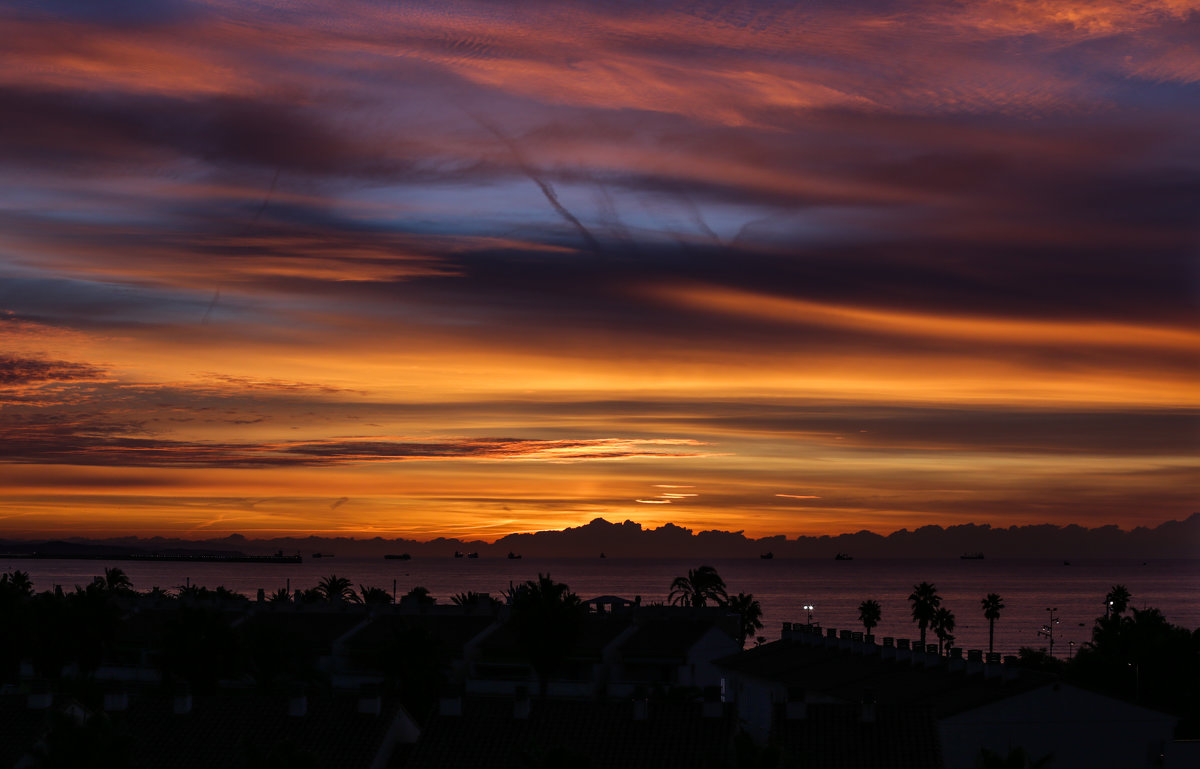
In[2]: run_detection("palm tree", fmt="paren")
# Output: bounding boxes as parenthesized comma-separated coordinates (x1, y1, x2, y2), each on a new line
(981, 593, 1004, 654)
(1, 570, 34, 598)
(908, 582, 941, 649)
(1106, 584, 1131, 618)
(315, 575, 359, 603)
(103, 567, 133, 593)
(932, 607, 956, 654)
(359, 585, 393, 606)
(510, 574, 586, 697)
(668, 566, 728, 608)
(858, 599, 882, 636)
(401, 586, 435, 606)
(727, 592, 764, 648)
(450, 591, 496, 610)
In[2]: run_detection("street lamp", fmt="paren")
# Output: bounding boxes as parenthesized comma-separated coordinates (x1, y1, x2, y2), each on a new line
(1037, 607, 1060, 657)
(803, 604, 815, 625)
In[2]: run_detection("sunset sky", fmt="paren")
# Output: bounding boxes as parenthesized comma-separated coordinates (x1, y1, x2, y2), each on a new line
(1, 0, 1197, 540)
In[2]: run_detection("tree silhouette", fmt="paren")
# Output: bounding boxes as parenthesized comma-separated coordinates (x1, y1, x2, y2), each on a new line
(0, 571, 34, 683)
(510, 573, 586, 697)
(1074, 605, 1199, 716)
(102, 567, 133, 593)
(450, 591, 497, 611)
(858, 599, 882, 635)
(241, 617, 317, 692)
(668, 566, 728, 608)
(908, 582, 941, 648)
(401, 586, 435, 606)
(1106, 584, 1131, 617)
(932, 606, 956, 654)
(315, 575, 359, 603)
(981, 593, 1005, 654)
(1, 569, 34, 598)
(28, 591, 74, 679)
(160, 604, 246, 693)
(728, 592, 763, 648)
(359, 585, 393, 606)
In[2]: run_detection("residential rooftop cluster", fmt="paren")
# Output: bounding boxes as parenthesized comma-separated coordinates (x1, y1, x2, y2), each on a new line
(0, 568, 1194, 768)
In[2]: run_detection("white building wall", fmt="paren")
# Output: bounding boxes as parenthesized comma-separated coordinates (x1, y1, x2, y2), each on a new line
(686, 627, 741, 689)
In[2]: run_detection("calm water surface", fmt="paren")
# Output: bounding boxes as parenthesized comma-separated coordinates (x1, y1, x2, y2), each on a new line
(3, 556, 1196, 658)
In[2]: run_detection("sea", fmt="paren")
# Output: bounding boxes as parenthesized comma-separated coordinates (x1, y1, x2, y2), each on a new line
(3, 556, 1197, 658)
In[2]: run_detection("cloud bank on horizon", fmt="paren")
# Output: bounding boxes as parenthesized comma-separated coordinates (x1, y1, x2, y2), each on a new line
(0, 0, 1196, 538)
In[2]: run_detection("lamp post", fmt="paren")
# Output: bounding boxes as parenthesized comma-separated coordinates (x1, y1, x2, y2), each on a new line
(803, 604, 815, 625)
(1037, 607, 1060, 657)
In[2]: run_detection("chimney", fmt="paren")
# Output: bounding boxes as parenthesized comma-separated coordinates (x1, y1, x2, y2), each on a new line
(358, 684, 382, 716)
(824, 628, 838, 648)
(966, 648, 984, 676)
(257, 588, 265, 603)
(288, 685, 308, 717)
(438, 696, 463, 716)
(895, 638, 911, 664)
(1002, 656, 1021, 681)
(103, 689, 129, 712)
(702, 686, 723, 718)
(881, 637, 896, 661)
(948, 647, 965, 673)
(785, 686, 806, 720)
(859, 690, 877, 724)
(27, 682, 52, 711)
(513, 686, 531, 720)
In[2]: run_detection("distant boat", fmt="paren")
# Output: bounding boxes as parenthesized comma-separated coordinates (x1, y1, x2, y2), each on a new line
(960, 552, 984, 560)
(599, 552, 606, 559)
(1063, 560, 1071, 566)
(760, 552, 774, 560)
(454, 551, 464, 558)
(312, 552, 333, 558)
(384, 553, 412, 561)
(467, 552, 480, 559)
(507, 551, 522, 560)
(834, 553, 853, 561)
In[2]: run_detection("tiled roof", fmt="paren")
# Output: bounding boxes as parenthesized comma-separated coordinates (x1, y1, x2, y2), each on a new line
(0, 691, 403, 769)
(772, 703, 943, 769)
(342, 614, 495, 659)
(404, 697, 737, 769)
(476, 615, 632, 663)
(123, 691, 400, 769)
(717, 640, 1054, 717)
(239, 611, 365, 656)
(0, 696, 53, 767)
(617, 619, 724, 662)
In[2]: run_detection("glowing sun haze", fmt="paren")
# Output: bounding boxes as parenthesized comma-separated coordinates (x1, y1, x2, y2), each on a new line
(1, 0, 1196, 540)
